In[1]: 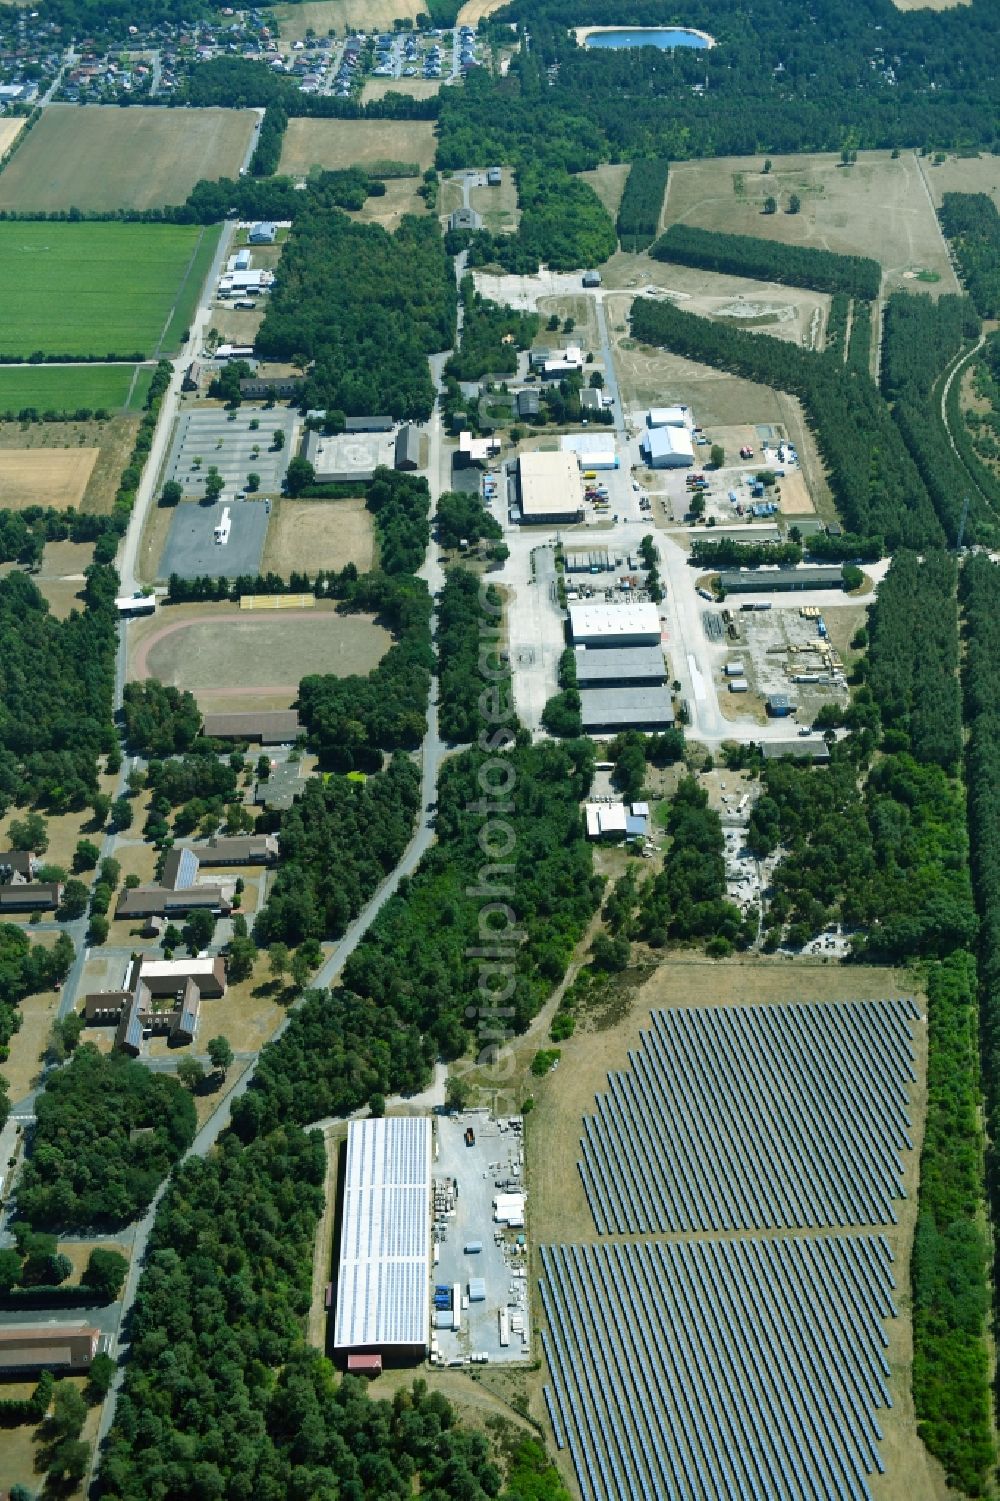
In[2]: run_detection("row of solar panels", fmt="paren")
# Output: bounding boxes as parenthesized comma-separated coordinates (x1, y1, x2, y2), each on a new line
(541, 1236, 897, 1501)
(578, 1000, 920, 1234)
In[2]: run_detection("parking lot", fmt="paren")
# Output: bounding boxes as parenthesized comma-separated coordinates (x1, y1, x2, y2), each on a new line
(163, 408, 298, 501)
(430, 1113, 530, 1368)
(160, 498, 269, 579)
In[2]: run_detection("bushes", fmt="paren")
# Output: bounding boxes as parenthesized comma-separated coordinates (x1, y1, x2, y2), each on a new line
(446, 276, 539, 381)
(616, 158, 669, 252)
(651, 224, 880, 298)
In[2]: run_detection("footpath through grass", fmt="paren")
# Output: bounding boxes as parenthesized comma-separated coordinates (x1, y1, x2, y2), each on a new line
(0, 222, 203, 359)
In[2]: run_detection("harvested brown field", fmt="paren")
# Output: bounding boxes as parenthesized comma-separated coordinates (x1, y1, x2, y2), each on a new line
(661, 151, 959, 296)
(0, 116, 25, 155)
(279, 118, 437, 176)
(0, 416, 140, 515)
(362, 77, 441, 104)
(578, 162, 630, 221)
(0, 105, 257, 213)
(273, 0, 424, 40)
(262, 497, 374, 575)
(0, 447, 98, 509)
(130, 600, 391, 712)
(457, 0, 511, 21)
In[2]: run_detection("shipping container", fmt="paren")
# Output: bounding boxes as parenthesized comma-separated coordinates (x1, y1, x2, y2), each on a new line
(499, 1309, 510, 1347)
(728, 679, 749, 693)
(464, 1241, 483, 1254)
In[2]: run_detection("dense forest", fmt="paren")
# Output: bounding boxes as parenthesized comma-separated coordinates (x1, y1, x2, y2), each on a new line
(616, 159, 670, 252)
(122, 680, 203, 757)
(232, 738, 600, 1137)
(463, 164, 617, 273)
(0, 563, 118, 814)
(651, 225, 880, 298)
(366, 469, 432, 577)
(939, 193, 1000, 320)
(255, 756, 421, 946)
(635, 777, 750, 953)
(863, 551, 961, 772)
(16, 1046, 196, 1230)
(631, 296, 944, 548)
(446, 277, 539, 382)
(256, 210, 455, 422)
(436, 567, 506, 743)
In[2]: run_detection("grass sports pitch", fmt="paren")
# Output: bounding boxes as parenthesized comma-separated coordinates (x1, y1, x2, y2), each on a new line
(0, 106, 256, 214)
(0, 222, 211, 359)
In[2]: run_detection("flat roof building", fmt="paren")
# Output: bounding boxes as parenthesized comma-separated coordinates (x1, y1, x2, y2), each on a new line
(0, 1325, 100, 1375)
(202, 710, 302, 744)
(568, 601, 661, 648)
(640, 425, 694, 468)
(580, 686, 675, 731)
(334, 1117, 432, 1362)
(449, 207, 481, 232)
(561, 433, 618, 469)
(761, 739, 831, 763)
(574, 645, 666, 686)
(719, 566, 845, 594)
(517, 451, 582, 524)
(647, 405, 693, 430)
(191, 834, 279, 866)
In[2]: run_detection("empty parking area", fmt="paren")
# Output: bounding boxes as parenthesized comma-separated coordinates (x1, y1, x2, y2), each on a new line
(159, 498, 269, 579)
(162, 408, 298, 500)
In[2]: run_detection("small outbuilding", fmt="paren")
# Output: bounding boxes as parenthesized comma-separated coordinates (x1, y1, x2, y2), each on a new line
(582, 270, 601, 288)
(248, 221, 277, 244)
(395, 424, 421, 471)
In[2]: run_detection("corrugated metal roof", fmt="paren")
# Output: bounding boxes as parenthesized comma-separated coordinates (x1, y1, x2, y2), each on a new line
(334, 1118, 431, 1350)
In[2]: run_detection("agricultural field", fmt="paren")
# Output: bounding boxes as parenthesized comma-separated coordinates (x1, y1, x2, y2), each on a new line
(662, 150, 959, 296)
(0, 447, 99, 509)
(273, 0, 424, 38)
(361, 77, 442, 103)
(0, 222, 211, 358)
(279, 118, 437, 176)
(577, 163, 631, 221)
(0, 416, 141, 515)
(0, 363, 149, 414)
(457, 0, 511, 20)
(0, 105, 256, 214)
(129, 601, 391, 712)
(261, 497, 375, 575)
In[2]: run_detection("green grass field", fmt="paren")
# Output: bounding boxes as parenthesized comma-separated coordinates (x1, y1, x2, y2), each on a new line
(0, 364, 149, 415)
(0, 222, 207, 359)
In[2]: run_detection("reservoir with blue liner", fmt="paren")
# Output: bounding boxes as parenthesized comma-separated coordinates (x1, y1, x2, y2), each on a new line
(583, 27, 713, 50)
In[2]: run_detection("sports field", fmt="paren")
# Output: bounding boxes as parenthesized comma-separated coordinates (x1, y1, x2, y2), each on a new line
(0, 106, 256, 214)
(662, 150, 959, 296)
(279, 118, 437, 176)
(0, 222, 208, 358)
(0, 363, 148, 413)
(0, 448, 99, 509)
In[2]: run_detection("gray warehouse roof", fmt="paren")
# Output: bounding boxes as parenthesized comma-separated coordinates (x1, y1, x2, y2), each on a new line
(574, 645, 667, 686)
(761, 739, 831, 762)
(334, 1117, 431, 1351)
(580, 686, 675, 730)
(719, 566, 845, 592)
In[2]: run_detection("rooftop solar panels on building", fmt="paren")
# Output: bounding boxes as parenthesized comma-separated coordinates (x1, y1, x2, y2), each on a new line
(333, 1117, 431, 1350)
(541, 1236, 897, 1501)
(578, 1000, 920, 1233)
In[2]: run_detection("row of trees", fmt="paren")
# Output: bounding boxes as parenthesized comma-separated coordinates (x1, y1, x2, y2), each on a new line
(631, 295, 944, 549)
(616, 158, 670, 252)
(256, 211, 456, 421)
(0, 927, 75, 1129)
(651, 224, 881, 298)
(689, 538, 802, 568)
(436, 567, 507, 743)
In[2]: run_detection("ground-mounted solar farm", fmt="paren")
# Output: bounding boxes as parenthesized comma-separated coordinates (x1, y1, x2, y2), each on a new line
(539, 997, 926, 1501)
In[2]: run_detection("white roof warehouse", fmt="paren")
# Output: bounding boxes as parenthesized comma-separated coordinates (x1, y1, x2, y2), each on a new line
(517, 451, 583, 523)
(333, 1117, 432, 1360)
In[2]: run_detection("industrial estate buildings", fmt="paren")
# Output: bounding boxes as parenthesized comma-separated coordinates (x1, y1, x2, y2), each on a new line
(517, 451, 583, 524)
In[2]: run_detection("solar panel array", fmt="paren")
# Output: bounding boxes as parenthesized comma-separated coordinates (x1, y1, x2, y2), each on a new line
(333, 1117, 431, 1350)
(541, 1236, 897, 1501)
(579, 1000, 920, 1233)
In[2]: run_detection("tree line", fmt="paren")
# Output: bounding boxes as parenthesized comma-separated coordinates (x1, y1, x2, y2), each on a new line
(939, 193, 1000, 319)
(256, 210, 456, 422)
(651, 224, 881, 299)
(617, 159, 670, 252)
(436, 567, 506, 743)
(0, 927, 75, 1129)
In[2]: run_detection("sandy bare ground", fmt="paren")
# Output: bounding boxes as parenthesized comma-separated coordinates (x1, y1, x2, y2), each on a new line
(0, 446, 98, 508)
